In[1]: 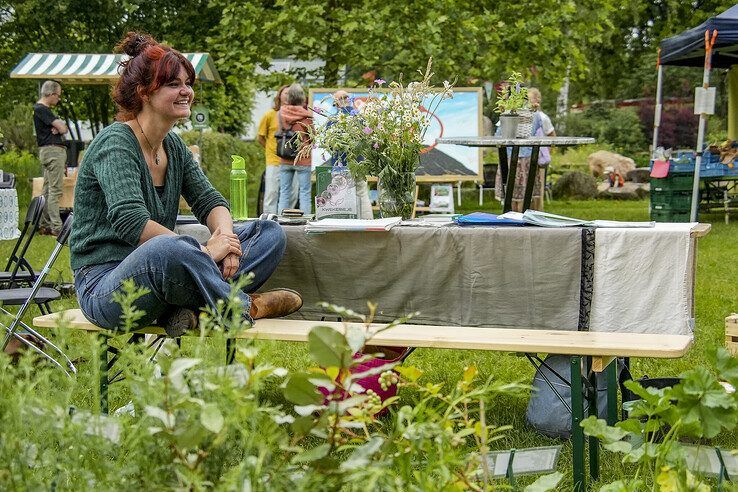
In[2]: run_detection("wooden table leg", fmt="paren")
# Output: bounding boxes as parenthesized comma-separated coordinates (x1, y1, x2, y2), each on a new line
(522, 146, 540, 211)
(503, 146, 520, 213)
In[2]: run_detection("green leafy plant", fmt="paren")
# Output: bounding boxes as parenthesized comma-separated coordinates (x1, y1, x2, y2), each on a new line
(0, 280, 549, 490)
(582, 348, 738, 490)
(495, 72, 529, 115)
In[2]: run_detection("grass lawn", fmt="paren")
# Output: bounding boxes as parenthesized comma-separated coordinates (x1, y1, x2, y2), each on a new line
(2, 184, 737, 488)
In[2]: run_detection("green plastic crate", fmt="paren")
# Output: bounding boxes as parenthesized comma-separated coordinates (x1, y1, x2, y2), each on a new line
(650, 209, 692, 222)
(650, 191, 693, 211)
(651, 175, 694, 192)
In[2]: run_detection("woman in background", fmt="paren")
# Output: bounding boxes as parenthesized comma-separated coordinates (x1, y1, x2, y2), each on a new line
(527, 88, 556, 211)
(277, 83, 313, 214)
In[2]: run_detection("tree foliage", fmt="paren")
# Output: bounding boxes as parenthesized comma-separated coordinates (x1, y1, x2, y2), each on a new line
(2, 0, 733, 134)
(574, 0, 736, 101)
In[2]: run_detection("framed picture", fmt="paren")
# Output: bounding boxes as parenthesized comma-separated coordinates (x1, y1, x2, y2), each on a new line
(429, 184, 455, 213)
(308, 87, 483, 182)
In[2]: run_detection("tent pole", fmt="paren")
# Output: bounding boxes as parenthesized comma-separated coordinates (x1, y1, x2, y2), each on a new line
(729, 67, 738, 140)
(692, 30, 718, 223)
(652, 51, 663, 156)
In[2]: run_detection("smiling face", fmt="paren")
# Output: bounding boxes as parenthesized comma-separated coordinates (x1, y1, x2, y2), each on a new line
(146, 65, 194, 122)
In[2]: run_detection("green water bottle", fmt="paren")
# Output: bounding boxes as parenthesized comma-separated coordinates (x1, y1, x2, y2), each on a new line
(230, 155, 248, 220)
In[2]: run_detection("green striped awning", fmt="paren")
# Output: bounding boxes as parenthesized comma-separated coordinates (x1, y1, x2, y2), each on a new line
(10, 53, 221, 84)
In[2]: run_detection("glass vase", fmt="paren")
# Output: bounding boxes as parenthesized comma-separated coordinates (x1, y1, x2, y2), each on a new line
(377, 171, 416, 220)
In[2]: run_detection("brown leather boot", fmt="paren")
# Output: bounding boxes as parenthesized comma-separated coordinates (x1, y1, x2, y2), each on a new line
(159, 307, 198, 337)
(249, 289, 303, 320)
(3, 334, 45, 364)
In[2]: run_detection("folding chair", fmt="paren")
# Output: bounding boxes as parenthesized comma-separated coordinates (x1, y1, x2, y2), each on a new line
(0, 195, 45, 288)
(0, 172, 16, 189)
(0, 213, 75, 376)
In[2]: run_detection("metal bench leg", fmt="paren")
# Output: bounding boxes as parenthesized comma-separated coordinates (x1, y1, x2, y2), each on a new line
(587, 358, 600, 482)
(571, 356, 585, 491)
(506, 448, 517, 488)
(606, 361, 618, 426)
(226, 338, 235, 364)
(716, 447, 731, 490)
(99, 334, 109, 415)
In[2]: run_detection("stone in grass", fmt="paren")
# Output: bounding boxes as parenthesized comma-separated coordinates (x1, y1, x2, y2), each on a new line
(598, 182, 650, 200)
(588, 150, 636, 178)
(552, 171, 597, 199)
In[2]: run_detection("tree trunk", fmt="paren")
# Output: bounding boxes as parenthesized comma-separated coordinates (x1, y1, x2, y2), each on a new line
(100, 90, 111, 127)
(556, 66, 571, 133)
(87, 92, 100, 137)
(322, 0, 340, 86)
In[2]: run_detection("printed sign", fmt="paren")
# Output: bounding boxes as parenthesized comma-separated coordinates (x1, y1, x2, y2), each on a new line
(191, 105, 210, 129)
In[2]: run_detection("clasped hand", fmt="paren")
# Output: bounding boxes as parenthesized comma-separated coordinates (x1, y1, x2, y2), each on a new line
(203, 227, 241, 279)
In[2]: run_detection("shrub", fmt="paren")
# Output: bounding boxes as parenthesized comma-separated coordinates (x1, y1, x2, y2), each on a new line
(551, 171, 597, 199)
(637, 103, 700, 150)
(564, 104, 649, 156)
(0, 103, 37, 153)
(180, 131, 265, 215)
(0, 150, 41, 210)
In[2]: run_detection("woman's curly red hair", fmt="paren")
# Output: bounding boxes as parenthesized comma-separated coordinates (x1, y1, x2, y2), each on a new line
(112, 32, 196, 121)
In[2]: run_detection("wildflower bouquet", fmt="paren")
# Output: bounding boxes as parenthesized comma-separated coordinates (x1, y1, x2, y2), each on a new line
(302, 59, 453, 218)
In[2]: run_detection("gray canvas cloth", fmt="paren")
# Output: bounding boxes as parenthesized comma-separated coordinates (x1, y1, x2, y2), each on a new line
(177, 223, 583, 330)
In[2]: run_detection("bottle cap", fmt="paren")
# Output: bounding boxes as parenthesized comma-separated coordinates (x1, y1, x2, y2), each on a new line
(231, 154, 245, 170)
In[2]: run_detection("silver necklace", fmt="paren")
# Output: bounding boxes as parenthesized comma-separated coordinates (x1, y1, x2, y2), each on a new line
(136, 117, 160, 166)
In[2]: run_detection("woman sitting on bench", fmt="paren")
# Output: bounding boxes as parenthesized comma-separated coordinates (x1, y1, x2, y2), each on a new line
(69, 32, 302, 336)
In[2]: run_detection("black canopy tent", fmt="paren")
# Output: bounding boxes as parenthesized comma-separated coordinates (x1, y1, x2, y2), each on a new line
(653, 4, 738, 221)
(660, 4, 738, 68)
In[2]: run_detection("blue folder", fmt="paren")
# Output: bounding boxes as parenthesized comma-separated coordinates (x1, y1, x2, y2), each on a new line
(454, 212, 527, 226)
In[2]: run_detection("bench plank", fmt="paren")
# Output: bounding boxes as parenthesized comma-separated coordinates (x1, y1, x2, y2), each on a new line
(34, 309, 693, 361)
(690, 223, 711, 238)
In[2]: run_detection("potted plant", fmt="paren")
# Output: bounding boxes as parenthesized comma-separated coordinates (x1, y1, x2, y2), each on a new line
(495, 72, 530, 138)
(302, 59, 453, 219)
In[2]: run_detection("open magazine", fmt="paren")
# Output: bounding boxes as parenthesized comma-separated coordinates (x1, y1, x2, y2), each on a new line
(305, 217, 402, 232)
(499, 210, 655, 228)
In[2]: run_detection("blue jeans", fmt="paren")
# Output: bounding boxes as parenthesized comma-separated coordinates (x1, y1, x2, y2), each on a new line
(74, 220, 286, 331)
(278, 165, 312, 214)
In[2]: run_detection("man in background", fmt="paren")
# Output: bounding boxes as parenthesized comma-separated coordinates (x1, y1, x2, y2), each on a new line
(33, 80, 68, 236)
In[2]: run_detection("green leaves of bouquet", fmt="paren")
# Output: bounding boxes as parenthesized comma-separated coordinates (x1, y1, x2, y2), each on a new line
(495, 71, 529, 115)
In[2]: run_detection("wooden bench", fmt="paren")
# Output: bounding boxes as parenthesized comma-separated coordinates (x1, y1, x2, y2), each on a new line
(34, 308, 692, 364)
(34, 308, 692, 491)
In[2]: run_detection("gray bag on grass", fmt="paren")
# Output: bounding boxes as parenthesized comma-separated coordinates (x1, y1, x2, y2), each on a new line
(525, 355, 615, 439)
